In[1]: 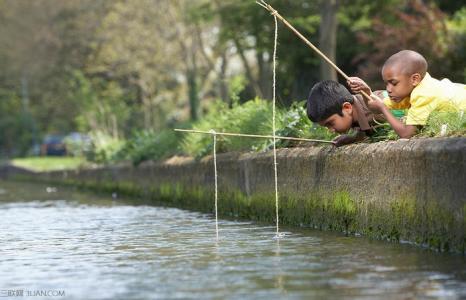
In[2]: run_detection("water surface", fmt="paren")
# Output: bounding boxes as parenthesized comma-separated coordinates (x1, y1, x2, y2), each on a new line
(1, 180, 465, 299)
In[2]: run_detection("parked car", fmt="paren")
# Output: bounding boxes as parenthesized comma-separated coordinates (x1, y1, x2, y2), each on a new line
(40, 135, 67, 156)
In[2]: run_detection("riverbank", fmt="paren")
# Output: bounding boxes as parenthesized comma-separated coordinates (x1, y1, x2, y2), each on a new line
(4, 137, 466, 253)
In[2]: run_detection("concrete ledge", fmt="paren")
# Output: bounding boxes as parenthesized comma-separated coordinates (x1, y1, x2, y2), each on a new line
(9, 137, 466, 253)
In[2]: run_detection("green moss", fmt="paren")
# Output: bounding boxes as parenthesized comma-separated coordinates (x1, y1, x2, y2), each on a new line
(217, 190, 251, 218)
(364, 197, 462, 252)
(329, 191, 357, 232)
(463, 203, 466, 224)
(8, 174, 465, 254)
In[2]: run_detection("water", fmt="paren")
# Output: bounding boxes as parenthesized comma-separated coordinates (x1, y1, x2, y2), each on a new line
(1, 180, 465, 300)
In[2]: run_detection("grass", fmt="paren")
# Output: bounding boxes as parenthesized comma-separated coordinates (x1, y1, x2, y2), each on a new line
(368, 109, 466, 141)
(11, 156, 87, 172)
(420, 111, 466, 137)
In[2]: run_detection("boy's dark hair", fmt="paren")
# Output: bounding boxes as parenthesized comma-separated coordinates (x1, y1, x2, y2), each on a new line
(306, 80, 354, 122)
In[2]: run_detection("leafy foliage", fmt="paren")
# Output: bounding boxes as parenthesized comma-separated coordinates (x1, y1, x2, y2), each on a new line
(180, 98, 336, 159)
(115, 129, 181, 166)
(111, 98, 336, 165)
(271, 101, 336, 149)
(181, 98, 279, 158)
(84, 131, 124, 164)
(0, 1, 464, 159)
(0, 88, 32, 156)
(355, 0, 463, 88)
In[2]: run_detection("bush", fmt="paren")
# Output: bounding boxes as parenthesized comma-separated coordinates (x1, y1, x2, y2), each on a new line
(63, 133, 92, 157)
(272, 101, 336, 148)
(181, 98, 282, 158)
(85, 131, 124, 163)
(111, 98, 337, 164)
(115, 129, 181, 166)
(181, 99, 336, 158)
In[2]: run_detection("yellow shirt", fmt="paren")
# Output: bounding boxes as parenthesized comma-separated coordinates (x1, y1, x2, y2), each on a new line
(383, 72, 466, 125)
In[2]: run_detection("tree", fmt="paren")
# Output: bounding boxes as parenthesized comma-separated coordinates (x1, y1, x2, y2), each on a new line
(319, 0, 339, 81)
(354, 0, 460, 88)
(215, 0, 323, 104)
(0, 0, 109, 133)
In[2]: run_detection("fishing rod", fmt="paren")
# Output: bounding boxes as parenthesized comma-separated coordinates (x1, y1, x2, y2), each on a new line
(256, 0, 373, 103)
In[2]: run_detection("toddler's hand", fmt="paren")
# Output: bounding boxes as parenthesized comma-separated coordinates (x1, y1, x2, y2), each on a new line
(367, 94, 385, 113)
(347, 77, 371, 96)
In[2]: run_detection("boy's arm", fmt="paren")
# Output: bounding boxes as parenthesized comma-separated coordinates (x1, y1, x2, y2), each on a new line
(368, 95, 418, 138)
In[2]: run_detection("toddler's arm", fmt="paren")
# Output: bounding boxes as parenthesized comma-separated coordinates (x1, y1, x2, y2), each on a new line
(367, 95, 418, 139)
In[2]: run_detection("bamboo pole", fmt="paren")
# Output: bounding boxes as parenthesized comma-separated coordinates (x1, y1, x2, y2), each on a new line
(174, 129, 334, 144)
(256, 0, 372, 102)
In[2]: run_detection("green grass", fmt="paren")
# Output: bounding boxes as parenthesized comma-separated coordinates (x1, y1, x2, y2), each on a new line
(11, 157, 87, 172)
(420, 111, 466, 137)
(369, 110, 466, 141)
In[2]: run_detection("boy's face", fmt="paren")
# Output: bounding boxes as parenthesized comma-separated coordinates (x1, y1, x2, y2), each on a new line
(318, 102, 353, 134)
(382, 65, 420, 102)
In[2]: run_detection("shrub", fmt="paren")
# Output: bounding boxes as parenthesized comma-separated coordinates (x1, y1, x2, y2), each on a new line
(181, 99, 336, 158)
(116, 129, 181, 166)
(272, 101, 336, 148)
(181, 98, 282, 158)
(85, 131, 124, 163)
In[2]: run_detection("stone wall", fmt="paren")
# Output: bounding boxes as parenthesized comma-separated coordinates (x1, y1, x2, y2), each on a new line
(8, 137, 466, 253)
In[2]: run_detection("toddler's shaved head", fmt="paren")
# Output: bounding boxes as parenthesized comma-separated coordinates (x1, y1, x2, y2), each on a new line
(383, 50, 428, 77)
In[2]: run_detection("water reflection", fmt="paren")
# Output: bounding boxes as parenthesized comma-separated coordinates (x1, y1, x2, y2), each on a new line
(0, 180, 465, 299)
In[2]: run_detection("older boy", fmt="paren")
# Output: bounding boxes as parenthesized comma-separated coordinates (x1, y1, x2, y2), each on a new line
(307, 80, 385, 146)
(348, 50, 466, 138)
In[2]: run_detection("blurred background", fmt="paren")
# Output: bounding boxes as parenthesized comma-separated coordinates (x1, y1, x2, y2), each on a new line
(0, 0, 464, 166)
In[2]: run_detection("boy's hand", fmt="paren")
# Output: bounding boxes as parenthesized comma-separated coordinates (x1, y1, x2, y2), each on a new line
(332, 134, 356, 147)
(347, 77, 371, 96)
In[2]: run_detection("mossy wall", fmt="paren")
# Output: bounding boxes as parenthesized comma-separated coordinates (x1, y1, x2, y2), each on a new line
(9, 137, 466, 253)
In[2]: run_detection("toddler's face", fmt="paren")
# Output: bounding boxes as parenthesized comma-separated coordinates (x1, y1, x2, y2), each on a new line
(382, 66, 416, 102)
(318, 103, 353, 134)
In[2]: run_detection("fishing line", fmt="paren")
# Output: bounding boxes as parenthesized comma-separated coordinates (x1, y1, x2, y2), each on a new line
(211, 130, 219, 241)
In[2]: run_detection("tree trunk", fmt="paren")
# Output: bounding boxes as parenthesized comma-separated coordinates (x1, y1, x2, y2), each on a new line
(219, 53, 230, 107)
(187, 69, 199, 121)
(233, 37, 263, 98)
(319, 0, 339, 81)
(257, 50, 271, 100)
